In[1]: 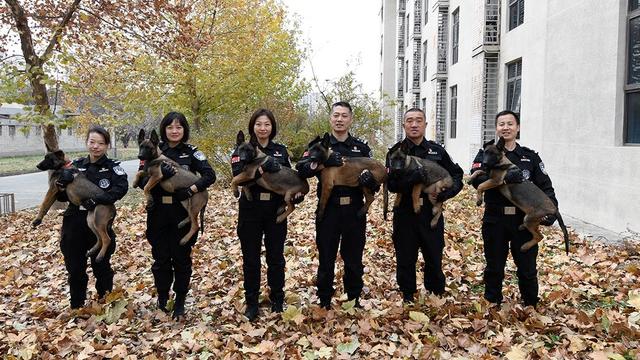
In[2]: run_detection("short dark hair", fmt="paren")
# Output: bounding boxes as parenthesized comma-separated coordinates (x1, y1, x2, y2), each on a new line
(331, 101, 352, 114)
(248, 108, 277, 140)
(403, 107, 426, 119)
(495, 110, 520, 125)
(86, 125, 111, 146)
(159, 111, 190, 143)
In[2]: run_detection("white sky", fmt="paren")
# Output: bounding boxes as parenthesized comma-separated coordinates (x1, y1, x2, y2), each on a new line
(281, 0, 381, 95)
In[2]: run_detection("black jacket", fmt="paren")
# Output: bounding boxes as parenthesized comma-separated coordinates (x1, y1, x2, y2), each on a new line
(386, 138, 464, 208)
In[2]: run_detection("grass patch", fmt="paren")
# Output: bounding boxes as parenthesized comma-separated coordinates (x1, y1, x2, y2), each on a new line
(0, 148, 139, 177)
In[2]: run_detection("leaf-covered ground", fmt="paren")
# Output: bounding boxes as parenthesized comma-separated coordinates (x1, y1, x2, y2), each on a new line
(1, 183, 639, 359)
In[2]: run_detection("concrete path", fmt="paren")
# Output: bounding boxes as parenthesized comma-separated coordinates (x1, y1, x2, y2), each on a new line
(0, 160, 139, 211)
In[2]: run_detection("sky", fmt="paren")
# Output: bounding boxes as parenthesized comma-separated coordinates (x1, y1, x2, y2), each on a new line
(281, 0, 381, 95)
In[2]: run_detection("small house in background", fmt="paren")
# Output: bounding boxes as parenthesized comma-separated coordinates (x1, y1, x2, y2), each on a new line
(0, 103, 86, 157)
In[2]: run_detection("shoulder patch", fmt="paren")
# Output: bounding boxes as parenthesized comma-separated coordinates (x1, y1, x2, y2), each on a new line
(113, 165, 126, 176)
(193, 151, 207, 161)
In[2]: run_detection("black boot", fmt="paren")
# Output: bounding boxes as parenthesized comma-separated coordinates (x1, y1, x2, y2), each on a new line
(157, 291, 169, 313)
(319, 298, 331, 310)
(271, 302, 284, 313)
(245, 304, 259, 321)
(347, 296, 362, 308)
(403, 292, 414, 304)
(270, 290, 284, 313)
(172, 292, 186, 320)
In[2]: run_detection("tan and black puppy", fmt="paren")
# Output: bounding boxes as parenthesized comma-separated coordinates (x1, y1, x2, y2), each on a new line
(468, 137, 570, 253)
(306, 133, 387, 219)
(133, 129, 208, 245)
(33, 150, 116, 262)
(230, 130, 309, 223)
(386, 141, 453, 228)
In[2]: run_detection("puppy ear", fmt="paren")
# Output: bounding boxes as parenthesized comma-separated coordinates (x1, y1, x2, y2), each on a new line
(138, 129, 145, 145)
(236, 130, 245, 145)
(54, 150, 65, 159)
(321, 133, 330, 147)
(249, 135, 258, 146)
(150, 129, 159, 146)
(496, 136, 505, 151)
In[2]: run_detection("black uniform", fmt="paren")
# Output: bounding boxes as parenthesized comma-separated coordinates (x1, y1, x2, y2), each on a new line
(470, 140, 557, 306)
(386, 138, 463, 298)
(296, 133, 372, 303)
(59, 155, 128, 308)
(145, 142, 215, 297)
(231, 141, 291, 307)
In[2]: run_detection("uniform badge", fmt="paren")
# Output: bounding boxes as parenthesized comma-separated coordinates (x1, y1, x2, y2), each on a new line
(273, 151, 282, 157)
(99, 179, 110, 189)
(522, 169, 531, 180)
(352, 146, 361, 153)
(113, 165, 125, 175)
(194, 151, 207, 161)
(539, 162, 547, 175)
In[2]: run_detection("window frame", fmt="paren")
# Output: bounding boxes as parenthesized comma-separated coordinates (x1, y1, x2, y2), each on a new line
(506, 59, 522, 114)
(625, 2, 640, 144)
(508, 0, 524, 31)
(451, 8, 459, 65)
(450, 85, 457, 138)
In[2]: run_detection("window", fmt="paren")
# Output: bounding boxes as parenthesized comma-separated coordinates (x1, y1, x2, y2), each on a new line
(509, 0, 524, 31)
(450, 85, 457, 138)
(9, 125, 16, 137)
(424, 0, 428, 24)
(506, 60, 522, 114)
(422, 97, 427, 111)
(626, 2, 640, 143)
(451, 8, 459, 64)
(422, 40, 428, 80)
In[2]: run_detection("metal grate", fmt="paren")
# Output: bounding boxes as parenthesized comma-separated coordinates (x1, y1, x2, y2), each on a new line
(435, 79, 448, 145)
(414, 0, 422, 34)
(484, 0, 500, 44)
(396, 105, 405, 142)
(437, 6, 449, 73)
(413, 39, 421, 90)
(398, 58, 405, 98)
(0, 193, 16, 215)
(482, 54, 499, 143)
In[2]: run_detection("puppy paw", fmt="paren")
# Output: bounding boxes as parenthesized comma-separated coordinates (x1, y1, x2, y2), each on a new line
(31, 219, 42, 228)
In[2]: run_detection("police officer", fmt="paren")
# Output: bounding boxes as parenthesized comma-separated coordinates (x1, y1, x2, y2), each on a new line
(470, 110, 558, 307)
(296, 101, 380, 309)
(141, 111, 216, 320)
(386, 108, 463, 303)
(231, 108, 299, 321)
(55, 125, 128, 309)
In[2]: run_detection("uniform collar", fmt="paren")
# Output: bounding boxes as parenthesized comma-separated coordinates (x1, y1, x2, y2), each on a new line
(403, 137, 429, 150)
(506, 142, 523, 156)
(160, 141, 185, 152)
(259, 140, 275, 151)
(330, 133, 354, 146)
(80, 154, 108, 166)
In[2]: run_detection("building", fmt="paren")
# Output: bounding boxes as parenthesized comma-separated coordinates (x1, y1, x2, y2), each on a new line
(380, 0, 640, 234)
(0, 103, 85, 157)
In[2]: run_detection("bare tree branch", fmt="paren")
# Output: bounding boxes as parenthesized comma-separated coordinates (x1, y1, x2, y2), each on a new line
(41, 0, 82, 61)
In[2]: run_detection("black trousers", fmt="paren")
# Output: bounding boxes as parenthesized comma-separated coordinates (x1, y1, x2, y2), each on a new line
(482, 210, 539, 306)
(146, 201, 197, 295)
(392, 204, 445, 296)
(315, 199, 367, 301)
(237, 197, 286, 305)
(60, 211, 116, 308)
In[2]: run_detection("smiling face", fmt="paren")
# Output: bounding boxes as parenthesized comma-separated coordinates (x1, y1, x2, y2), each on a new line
(165, 119, 185, 144)
(495, 113, 520, 142)
(330, 105, 353, 136)
(253, 115, 273, 143)
(87, 132, 108, 161)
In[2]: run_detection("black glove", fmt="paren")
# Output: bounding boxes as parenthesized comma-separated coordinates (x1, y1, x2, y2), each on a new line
(324, 152, 343, 167)
(161, 162, 176, 179)
(81, 198, 97, 211)
(174, 187, 195, 201)
(358, 170, 380, 192)
(93, 193, 112, 205)
(55, 169, 74, 188)
(504, 168, 525, 184)
(540, 214, 557, 226)
(255, 157, 281, 178)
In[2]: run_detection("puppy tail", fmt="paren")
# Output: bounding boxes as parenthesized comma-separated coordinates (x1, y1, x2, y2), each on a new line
(555, 211, 570, 255)
(199, 205, 206, 234)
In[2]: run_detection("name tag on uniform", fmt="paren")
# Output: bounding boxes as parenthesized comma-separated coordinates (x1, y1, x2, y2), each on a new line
(259, 193, 271, 201)
(504, 206, 516, 215)
(162, 196, 173, 204)
(339, 196, 351, 205)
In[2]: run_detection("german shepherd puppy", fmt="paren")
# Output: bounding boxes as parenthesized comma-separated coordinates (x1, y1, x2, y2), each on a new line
(467, 137, 570, 253)
(32, 150, 116, 262)
(306, 133, 387, 219)
(231, 130, 309, 223)
(132, 129, 208, 245)
(386, 141, 453, 228)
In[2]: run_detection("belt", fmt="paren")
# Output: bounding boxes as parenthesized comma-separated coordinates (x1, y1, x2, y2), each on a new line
(241, 191, 279, 201)
(328, 195, 358, 205)
(485, 206, 520, 215)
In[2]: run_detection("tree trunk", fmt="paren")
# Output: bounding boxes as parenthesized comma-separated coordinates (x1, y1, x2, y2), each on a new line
(187, 75, 202, 131)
